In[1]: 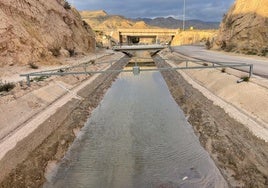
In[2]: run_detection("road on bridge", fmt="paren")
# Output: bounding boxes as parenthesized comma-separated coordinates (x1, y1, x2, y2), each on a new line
(172, 45, 268, 78)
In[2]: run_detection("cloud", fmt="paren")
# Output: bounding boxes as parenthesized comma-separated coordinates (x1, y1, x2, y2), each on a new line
(71, 0, 234, 21)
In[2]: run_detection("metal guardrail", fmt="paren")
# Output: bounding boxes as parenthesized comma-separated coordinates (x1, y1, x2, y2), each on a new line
(20, 59, 115, 86)
(20, 58, 253, 86)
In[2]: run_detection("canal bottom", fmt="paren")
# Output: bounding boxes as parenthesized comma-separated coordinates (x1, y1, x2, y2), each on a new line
(44, 63, 227, 188)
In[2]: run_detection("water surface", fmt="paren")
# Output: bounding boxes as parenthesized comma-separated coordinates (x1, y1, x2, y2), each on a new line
(44, 71, 227, 188)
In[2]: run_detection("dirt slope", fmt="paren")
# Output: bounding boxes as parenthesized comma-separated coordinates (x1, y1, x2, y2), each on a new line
(0, 0, 95, 66)
(214, 0, 268, 56)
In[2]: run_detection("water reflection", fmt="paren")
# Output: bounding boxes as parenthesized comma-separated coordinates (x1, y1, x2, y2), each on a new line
(44, 71, 227, 188)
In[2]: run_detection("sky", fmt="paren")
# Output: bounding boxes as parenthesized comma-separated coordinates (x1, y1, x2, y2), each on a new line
(70, 0, 235, 22)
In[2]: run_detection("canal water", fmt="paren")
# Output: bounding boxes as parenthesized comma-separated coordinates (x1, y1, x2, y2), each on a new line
(44, 70, 227, 188)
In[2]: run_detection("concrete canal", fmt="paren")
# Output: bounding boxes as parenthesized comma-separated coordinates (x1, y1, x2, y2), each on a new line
(44, 54, 227, 188)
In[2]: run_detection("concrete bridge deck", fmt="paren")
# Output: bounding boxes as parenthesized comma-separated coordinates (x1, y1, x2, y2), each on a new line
(112, 44, 166, 51)
(118, 29, 179, 36)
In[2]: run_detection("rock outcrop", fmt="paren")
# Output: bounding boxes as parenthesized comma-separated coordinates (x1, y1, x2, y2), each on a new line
(214, 0, 268, 56)
(171, 30, 217, 46)
(0, 0, 95, 66)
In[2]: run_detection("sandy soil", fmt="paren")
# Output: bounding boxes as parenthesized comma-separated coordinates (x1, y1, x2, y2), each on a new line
(0, 55, 129, 187)
(154, 55, 268, 187)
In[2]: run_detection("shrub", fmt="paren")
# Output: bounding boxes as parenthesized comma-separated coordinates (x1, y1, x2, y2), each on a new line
(221, 68, 226, 73)
(63, 1, 71, 9)
(260, 48, 268, 56)
(32, 76, 49, 82)
(68, 49, 75, 57)
(241, 76, 250, 82)
(50, 47, 61, 57)
(29, 62, 39, 69)
(0, 81, 15, 92)
(205, 39, 211, 49)
(203, 63, 208, 66)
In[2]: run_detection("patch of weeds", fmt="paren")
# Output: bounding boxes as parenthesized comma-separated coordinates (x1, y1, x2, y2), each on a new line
(241, 76, 250, 82)
(31, 76, 49, 82)
(246, 50, 257, 55)
(50, 47, 61, 57)
(29, 62, 39, 69)
(0, 81, 15, 92)
(67, 49, 75, 57)
(205, 39, 211, 49)
(260, 48, 268, 56)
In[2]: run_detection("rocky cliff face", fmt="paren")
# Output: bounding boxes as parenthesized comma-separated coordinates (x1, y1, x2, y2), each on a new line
(214, 0, 268, 56)
(0, 0, 95, 66)
(171, 30, 217, 46)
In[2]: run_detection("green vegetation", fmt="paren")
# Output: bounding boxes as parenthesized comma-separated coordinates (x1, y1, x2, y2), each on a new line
(0, 81, 15, 92)
(31, 76, 49, 82)
(241, 76, 250, 82)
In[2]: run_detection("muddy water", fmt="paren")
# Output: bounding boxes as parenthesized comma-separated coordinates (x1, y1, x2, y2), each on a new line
(44, 71, 227, 188)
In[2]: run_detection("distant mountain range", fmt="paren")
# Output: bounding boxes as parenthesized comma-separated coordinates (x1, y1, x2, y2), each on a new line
(80, 10, 219, 30)
(134, 17, 220, 29)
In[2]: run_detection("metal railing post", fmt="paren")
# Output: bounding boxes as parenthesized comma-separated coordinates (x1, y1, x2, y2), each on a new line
(249, 64, 253, 78)
(26, 75, 30, 86)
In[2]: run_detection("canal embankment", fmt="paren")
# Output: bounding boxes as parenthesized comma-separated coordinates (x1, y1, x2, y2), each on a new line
(154, 54, 268, 187)
(0, 54, 129, 187)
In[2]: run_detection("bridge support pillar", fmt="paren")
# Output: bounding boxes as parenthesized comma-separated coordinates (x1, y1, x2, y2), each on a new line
(119, 34, 123, 45)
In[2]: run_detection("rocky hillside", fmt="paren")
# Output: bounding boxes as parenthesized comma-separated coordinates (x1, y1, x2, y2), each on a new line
(135, 17, 220, 30)
(171, 30, 217, 46)
(0, 0, 95, 66)
(214, 0, 268, 56)
(80, 10, 154, 30)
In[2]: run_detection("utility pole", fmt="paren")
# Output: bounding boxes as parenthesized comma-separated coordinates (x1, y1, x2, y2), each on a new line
(183, 0, 186, 30)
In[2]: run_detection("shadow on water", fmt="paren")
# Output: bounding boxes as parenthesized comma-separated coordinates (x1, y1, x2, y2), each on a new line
(44, 52, 227, 188)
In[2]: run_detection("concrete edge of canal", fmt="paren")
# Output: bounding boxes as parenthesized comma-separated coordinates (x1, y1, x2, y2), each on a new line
(0, 55, 130, 187)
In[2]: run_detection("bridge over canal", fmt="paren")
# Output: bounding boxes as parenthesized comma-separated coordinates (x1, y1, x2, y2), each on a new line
(118, 29, 179, 44)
